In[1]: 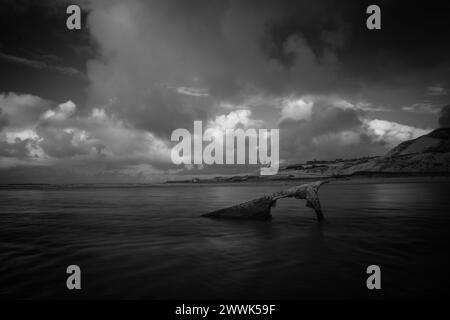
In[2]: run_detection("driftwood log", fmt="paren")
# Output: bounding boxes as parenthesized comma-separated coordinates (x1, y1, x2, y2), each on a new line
(201, 180, 330, 222)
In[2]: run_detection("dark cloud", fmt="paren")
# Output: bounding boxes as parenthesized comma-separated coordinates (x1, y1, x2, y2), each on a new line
(85, 0, 346, 136)
(35, 124, 102, 158)
(0, 0, 448, 182)
(275, 98, 425, 163)
(279, 102, 370, 162)
(85, 0, 450, 139)
(0, 138, 34, 158)
(0, 108, 9, 131)
(0, 0, 91, 104)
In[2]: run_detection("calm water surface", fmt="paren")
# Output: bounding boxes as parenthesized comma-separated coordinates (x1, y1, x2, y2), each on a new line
(1, 180, 450, 299)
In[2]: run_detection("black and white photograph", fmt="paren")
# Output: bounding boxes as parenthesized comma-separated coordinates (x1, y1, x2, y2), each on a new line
(1, 0, 450, 308)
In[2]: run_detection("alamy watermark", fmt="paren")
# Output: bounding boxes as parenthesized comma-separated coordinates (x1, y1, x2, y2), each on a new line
(171, 121, 279, 175)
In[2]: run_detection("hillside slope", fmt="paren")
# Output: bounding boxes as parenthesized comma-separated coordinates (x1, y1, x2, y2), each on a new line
(281, 128, 450, 178)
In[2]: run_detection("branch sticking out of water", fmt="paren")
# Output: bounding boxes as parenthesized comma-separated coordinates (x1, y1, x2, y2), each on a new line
(201, 180, 331, 222)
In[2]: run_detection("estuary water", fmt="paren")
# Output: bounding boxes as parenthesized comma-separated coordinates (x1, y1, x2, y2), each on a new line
(1, 179, 450, 299)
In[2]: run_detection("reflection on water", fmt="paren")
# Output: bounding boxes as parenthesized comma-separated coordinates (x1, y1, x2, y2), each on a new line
(1, 181, 450, 299)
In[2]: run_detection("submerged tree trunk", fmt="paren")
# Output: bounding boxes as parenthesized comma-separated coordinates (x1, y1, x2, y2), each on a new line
(201, 180, 331, 222)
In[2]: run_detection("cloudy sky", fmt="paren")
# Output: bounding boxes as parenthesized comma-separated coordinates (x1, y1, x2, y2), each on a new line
(0, 0, 449, 183)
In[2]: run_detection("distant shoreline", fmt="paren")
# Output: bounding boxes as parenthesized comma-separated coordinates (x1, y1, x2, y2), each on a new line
(165, 171, 450, 184)
(1, 172, 450, 189)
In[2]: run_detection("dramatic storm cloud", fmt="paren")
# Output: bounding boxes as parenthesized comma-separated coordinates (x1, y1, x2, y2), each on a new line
(278, 96, 432, 163)
(0, 0, 449, 182)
